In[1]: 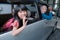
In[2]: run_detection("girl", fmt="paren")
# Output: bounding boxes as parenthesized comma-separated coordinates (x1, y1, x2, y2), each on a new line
(11, 5, 28, 36)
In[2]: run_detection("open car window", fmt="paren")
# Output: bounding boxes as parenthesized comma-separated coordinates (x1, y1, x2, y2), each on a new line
(0, 0, 48, 34)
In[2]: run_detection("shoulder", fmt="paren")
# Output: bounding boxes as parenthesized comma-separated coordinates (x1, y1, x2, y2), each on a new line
(12, 20, 19, 27)
(14, 20, 18, 23)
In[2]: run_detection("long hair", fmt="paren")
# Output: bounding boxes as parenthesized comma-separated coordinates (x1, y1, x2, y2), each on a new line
(14, 5, 28, 27)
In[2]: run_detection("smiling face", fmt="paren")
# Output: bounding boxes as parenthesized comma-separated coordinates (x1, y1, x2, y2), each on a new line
(18, 10, 27, 19)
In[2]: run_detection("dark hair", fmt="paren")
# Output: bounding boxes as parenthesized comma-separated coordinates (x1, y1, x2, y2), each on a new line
(14, 5, 28, 27)
(40, 5, 49, 15)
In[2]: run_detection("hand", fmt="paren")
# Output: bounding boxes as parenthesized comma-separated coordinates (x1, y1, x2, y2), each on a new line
(22, 17, 28, 27)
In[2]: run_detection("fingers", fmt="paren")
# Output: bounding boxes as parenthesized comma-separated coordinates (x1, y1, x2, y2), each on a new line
(23, 17, 27, 22)
(23, 17, 28, 26)
(23, 17, 26, 22)
(25, 20, 28, 25)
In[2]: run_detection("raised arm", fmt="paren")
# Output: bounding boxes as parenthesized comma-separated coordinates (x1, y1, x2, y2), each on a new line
(11, 17, 28, 36)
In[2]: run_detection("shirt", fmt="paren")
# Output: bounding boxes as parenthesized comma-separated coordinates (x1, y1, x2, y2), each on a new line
(12, 20, 19, 28)
(42, 12, 53, 20)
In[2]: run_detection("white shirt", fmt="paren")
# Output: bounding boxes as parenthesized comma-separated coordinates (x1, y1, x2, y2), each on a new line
(50, 11, 56, 15)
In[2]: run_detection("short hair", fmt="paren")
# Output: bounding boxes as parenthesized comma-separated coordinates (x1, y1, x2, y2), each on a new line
(14, 5, 28, 19)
